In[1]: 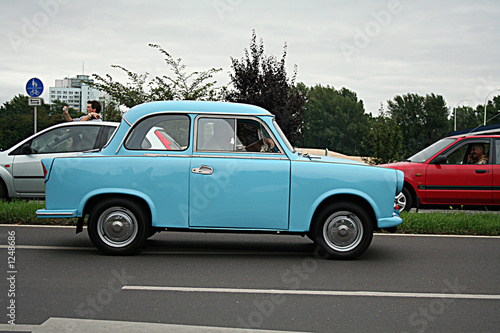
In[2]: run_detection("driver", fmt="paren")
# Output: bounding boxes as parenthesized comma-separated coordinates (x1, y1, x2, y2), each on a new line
(467, 144, 488, 164)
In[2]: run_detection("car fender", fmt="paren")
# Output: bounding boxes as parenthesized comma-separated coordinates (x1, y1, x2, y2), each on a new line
(79, 188, 159, 224)
(0, 169, 14, 198)
(300, 188, 381, 232)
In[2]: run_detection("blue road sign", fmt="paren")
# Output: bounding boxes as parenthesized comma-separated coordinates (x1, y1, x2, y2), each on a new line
(26, 78, 44, 97)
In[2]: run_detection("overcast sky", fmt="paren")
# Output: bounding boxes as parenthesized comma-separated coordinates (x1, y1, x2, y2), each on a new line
(2, 0, 500, 117)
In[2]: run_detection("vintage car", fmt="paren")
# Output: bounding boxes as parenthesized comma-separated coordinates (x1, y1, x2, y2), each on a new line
(381, 134, 500, 211)
(37, 101, 403, 259)
(0, 121, 119, 199)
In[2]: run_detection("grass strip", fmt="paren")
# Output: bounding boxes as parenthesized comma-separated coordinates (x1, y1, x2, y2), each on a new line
(0, 200, 77, 226)
(398, 211, 500, 236)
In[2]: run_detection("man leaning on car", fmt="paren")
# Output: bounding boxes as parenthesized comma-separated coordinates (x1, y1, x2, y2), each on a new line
(63, 100, 102, 122)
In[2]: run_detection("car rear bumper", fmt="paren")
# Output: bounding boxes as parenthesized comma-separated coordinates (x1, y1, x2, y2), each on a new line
(36, 209, 78, 218)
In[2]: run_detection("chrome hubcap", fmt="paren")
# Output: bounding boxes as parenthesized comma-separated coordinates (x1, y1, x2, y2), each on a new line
(98, 207, 138, 247)
(323, 211, 363, 252)
(395, 192, 406, 211)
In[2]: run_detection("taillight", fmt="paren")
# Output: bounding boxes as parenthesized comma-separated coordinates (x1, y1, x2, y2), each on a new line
(42, 162, 48, 179)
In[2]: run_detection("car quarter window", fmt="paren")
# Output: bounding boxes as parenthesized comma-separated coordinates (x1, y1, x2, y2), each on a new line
(31, 126, 100, 154)
(196, 117, 279, 153)
(124, 114, 189, 151)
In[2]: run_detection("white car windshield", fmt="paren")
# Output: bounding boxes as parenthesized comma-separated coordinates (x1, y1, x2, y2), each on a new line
(407, 138, 456, 162)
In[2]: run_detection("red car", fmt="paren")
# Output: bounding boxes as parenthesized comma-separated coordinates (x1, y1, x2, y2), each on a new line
(381, 135, 500, 211)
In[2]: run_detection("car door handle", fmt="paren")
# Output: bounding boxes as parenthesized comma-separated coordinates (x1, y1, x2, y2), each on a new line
(192, 165, 213, 175)
(475, 169, 488, 174)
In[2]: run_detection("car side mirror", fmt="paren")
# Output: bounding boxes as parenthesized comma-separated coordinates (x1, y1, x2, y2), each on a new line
(21, 143, 32, 155)
(433, 155, 447, 165)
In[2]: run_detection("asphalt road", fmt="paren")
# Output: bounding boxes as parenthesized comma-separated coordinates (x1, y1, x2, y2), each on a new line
(0, 225, 499, 332)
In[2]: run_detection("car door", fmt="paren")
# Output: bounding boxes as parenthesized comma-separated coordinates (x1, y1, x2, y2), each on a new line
(425, 139, 492, 205)
(11, 125, 103, 195)
(493, 139, 500, 204)
(189, 116, 290, 229)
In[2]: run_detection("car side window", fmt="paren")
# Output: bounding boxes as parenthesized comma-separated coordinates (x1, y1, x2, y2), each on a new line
(197, 117, 278, 153)
(124, 114, 189, 151)
(445, 142, 490, 165)
(31, 126, 100, 154)
(445, 144, 468, 164)
(236, 119, 279, 153)
(197, 118, 236, 151)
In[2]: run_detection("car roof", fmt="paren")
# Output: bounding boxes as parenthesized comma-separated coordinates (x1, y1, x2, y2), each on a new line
(122, 101, 273, 124)
(450, 134, 500, 139)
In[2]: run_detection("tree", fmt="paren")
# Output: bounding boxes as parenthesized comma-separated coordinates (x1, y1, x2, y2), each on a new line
(225, 30, 307, 145)
(101, 100, 122, 122)
(301, 85, 370, 155)
(361, 112, 403, 165)
(387, 93, 450, 158)
(0, 95, 62, 150)
(92, 44, 224, 108)
(452, 95, 500, 132)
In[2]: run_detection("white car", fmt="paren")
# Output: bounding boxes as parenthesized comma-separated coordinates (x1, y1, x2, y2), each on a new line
(0, 121, 118, 199)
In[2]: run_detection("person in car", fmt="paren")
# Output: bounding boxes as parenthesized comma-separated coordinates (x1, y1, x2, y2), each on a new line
(467, 143, 488, 164)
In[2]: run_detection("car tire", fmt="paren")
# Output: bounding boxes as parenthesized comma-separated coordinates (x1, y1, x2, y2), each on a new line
(0, 180, 8, 200)
(396, 187, 413, 212)
(87, 198, 150, 255)
(312, 201, 373, 260)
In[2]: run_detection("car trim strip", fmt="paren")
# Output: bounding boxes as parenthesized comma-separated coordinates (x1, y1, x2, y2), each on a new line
(423, 185, 492, 191)
(191, 154, 289, 160)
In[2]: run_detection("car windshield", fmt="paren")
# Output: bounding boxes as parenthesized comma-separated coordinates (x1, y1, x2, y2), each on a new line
(407, 138, 456, 162)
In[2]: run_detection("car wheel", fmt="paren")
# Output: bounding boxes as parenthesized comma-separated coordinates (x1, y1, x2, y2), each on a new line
(88, 198, 149, 255)
(0, 181, 8, 200)
(313, 201, 373, 260)
(396, 187, 412, 212)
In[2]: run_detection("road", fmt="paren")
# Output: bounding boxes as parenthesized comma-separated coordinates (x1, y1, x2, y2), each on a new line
(0, 225, 499, 332)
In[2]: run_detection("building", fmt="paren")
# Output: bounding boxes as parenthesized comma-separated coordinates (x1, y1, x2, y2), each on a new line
(49, 75, 100, 111)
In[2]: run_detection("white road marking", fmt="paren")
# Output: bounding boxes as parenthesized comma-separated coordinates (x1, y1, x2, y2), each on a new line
(0, 245, 94, 251)
(122, 286, 500, 300)
(1, 223, 500, 238)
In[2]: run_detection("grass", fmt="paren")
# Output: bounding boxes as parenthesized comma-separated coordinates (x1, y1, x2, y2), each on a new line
(0, 200, 77, 226)
(0, 200, 499, 236)
(397, 211, 500, 236)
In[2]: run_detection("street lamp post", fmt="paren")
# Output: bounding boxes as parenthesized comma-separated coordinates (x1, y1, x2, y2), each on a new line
(454, 99, 468, 131)
(483, 89, 500, 126)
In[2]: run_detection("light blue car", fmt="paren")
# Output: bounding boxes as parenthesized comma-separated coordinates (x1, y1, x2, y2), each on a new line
(37, 101, 403, 259)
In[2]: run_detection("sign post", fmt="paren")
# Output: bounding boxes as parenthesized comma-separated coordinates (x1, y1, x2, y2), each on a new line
(26, 78, 44, 133)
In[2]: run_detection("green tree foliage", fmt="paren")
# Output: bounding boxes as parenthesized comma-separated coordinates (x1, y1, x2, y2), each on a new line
(50, 99, 83, 118)
(452, 95, 500, 132)
(0, 95, 63, 150)
(361, 112, 403, 165)
(301, 85, 370, 155)
(92, 44, 223, 108)
(225, 31, 307, 145)
(101, 100, 122, 122)
(387, 93, 450, 158)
